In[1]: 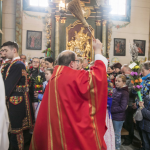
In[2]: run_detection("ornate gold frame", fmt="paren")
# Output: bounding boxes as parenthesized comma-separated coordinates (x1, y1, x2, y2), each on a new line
(81, 0, 91, 4)
(107, 21, 113, 58)
(66, 20, 95, 61)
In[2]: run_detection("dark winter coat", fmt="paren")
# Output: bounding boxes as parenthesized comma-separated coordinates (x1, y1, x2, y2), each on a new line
(29, 68, 45, 102)
(126, 75, 136, 106)
(139, 96, 150, 133)
(111, 86, 129, 121)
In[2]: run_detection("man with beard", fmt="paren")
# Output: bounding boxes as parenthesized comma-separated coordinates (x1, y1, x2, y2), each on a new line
(0, 45, 11, 79)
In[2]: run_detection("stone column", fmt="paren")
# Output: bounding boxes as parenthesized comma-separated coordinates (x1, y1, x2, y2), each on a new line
(55, 15, 60, 60)
(16, 0, 22, 55)
(102, 20, 107, 57)
(2, 0, 16, 43)
(0, 0, 2, 46)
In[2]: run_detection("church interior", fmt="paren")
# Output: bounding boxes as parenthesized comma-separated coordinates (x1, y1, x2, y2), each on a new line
(1, 0, 150, 150)
(1, 0, 150, 65)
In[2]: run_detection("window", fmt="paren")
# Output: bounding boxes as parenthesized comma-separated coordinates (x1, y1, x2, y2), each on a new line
(29, 0, 48, 7)
(109, 0, 126, 16)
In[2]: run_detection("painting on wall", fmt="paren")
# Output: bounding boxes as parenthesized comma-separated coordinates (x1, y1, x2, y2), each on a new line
(114, 38, 126, 56)
(26, 30, 42, 50)
(134, 40, 146, 56)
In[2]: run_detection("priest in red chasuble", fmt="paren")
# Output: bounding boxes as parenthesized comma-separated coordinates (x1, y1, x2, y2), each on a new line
(30, 39, 108, 150)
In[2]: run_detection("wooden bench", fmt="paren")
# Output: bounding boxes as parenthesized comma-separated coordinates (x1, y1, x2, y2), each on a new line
(121, 128, 129, 135)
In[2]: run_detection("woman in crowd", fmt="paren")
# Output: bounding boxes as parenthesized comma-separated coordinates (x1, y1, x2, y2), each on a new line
(45, 57, 54, 69)
(34, 68, 54, 120)
(137, 61, 150, 150)
(40, 58, 46, 72)
(107, 65, 114, 76)
(111, 74, 129, 150)
(110, 63, 122, 87)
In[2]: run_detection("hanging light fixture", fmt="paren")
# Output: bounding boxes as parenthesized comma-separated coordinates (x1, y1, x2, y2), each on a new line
(59, 0, 68, 14)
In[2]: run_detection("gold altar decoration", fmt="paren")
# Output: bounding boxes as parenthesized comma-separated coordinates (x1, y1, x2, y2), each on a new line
(66, 20, 94, 60)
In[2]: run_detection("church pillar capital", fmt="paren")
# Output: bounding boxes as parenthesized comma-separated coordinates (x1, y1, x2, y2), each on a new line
(102, 20, 107, 26)
(96, 20, 101, 26)
(55, 15, 60, 22)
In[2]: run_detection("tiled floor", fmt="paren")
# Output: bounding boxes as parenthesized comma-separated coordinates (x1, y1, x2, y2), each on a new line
(121, 141, 138, 150)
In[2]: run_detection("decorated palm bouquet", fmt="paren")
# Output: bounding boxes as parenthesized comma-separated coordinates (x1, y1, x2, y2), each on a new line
(129, 63, 142, 101)
(34, 75, 43, 93)
(129, 43, 142, 101)
(26, 69, 32, 87)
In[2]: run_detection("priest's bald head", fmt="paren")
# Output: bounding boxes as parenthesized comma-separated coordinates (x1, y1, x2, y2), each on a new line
(57, 50, 79, 70)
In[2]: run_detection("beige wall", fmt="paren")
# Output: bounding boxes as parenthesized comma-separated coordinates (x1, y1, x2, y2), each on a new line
(2, 0, 47, 59)
(22, 11, 47, 59)
(109, 0, 150, 65)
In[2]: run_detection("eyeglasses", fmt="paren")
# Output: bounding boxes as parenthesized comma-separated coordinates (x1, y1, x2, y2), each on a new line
(74, 60, 79, 64)
(33, 61, 40, 64)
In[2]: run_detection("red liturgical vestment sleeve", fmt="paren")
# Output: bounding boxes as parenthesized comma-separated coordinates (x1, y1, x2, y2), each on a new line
(30, 60, 108, 150)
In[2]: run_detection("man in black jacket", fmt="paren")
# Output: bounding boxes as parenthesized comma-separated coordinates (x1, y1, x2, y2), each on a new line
(29, 57, 45, 117)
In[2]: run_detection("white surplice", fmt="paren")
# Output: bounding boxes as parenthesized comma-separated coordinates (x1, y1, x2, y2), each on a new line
(0, 71, 9, 150)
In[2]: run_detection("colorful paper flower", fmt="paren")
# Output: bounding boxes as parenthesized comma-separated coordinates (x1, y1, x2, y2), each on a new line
(136, 85, 141, 89)
(134, 72, 138, 76)
(134, 66, 140, 69)
(130, 72, 135, 76)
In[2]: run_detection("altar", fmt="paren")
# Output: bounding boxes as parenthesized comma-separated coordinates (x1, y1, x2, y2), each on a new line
(46, 0, 111, 61)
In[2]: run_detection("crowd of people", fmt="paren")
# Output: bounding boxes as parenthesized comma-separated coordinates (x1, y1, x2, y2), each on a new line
(0, 39, 150, 150)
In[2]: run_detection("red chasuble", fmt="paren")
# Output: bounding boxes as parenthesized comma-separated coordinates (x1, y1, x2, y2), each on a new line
(30, 60, 108, 150)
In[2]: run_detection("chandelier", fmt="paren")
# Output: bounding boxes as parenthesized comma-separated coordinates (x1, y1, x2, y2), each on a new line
(59, 0, 68, 14)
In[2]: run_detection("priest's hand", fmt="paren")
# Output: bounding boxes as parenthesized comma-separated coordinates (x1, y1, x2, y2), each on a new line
(93, 39, 102, 55)
(34, 91, 38, 99)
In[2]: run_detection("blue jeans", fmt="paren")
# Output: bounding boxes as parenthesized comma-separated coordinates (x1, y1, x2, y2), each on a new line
(142, 130, 150, 150)
(112, 120, 124, 150)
